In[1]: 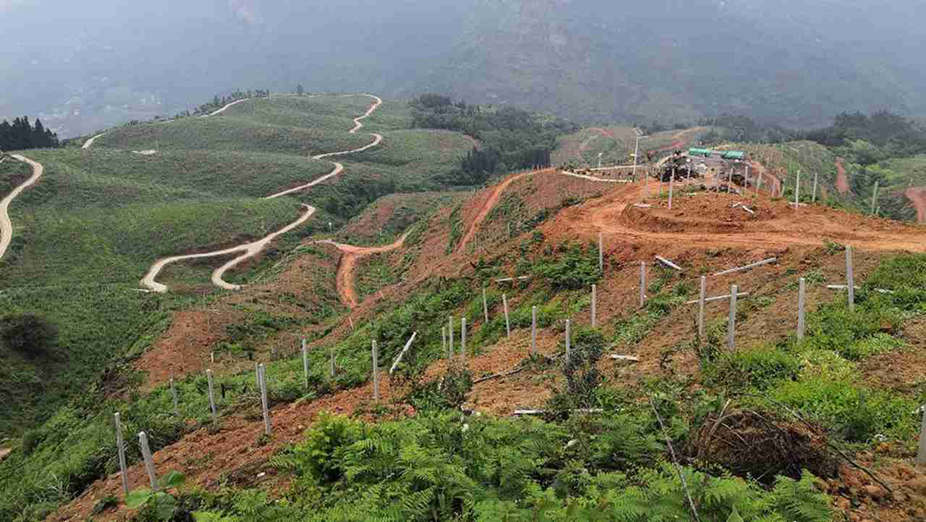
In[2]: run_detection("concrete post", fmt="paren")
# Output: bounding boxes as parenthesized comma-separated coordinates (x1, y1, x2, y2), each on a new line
(797, 277, 806, 340)
(258, 364, 271, 435)
(591, 284, 597, 328)
(482, 286, 489, 323)
(794, 170, 801, 207)
(598, 233, 603, 272)
(565, 319, 571, 364)
(697, 276, 706, 340)
(917, 407, 926, 466)
(448, 317, 454, 354)
(461, 317, 467, 361)
(138, 431, 158, 491)
(812, 172, 818, 203)
(442, 326, 447, 358)
(727, 285, 738, 350)
(255, 363, 260, 390)
(531, 306, 537, 355)
(639, 262, 646, 307)
(169, 376, 179, 416)
(371, 341, 379, 401)
(301, 338, 309, 390)
(668, 167, 675, 209)
(206, 369, 217, 423)
(871, 181, 879, 215)
(330, 346, 336, 377)
(114, 413, 129, 495)
(503, 294, 511, 338)
(846, 246, 855, 311)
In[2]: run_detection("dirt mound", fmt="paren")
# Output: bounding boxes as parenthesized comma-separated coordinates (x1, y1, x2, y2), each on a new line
(690, 409, 836, 483)
(621, 201, 752, 234)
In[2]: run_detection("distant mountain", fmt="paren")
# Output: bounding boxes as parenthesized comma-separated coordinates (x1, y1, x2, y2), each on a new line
(2, 0, 924, 136)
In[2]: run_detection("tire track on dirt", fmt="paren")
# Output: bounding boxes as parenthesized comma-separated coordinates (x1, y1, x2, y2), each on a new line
(140, 94, 384, 292)
(0, 154, 43, 260)
(317, 230, 411, 308)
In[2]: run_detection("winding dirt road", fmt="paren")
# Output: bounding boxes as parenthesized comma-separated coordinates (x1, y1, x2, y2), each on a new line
(141, 94, 384, 292)
(905, 187, 926, 224)
(318, 229, 410, 308)
(0, 155, 43, 260)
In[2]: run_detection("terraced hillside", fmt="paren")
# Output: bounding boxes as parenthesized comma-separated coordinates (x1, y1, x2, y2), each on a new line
(0, 94, 474, 437)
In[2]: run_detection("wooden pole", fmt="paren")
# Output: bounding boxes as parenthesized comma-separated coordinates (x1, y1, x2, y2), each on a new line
(138, 431, 158, 491)
(503, 294, 511, 338)
(591, 284, 597, 328)
(371, 341, 379, 401)
(727, 285, 738, 350)
(697, 276, 706, 340)
(531, 306, 537, 355)
(114, 413, 129, 495)
(797, 277, 806, 340)
(846, 246, 855, 311)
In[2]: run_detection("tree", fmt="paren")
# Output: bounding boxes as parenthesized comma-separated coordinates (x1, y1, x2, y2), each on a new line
(0, 314, 58, 358)
(296, 83, 305, 96)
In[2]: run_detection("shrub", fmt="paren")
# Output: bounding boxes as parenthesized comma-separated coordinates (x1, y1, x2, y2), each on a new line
(707, 346, 800, 390)
(532, 242, 600, 290)
(0, 314, 58, 358)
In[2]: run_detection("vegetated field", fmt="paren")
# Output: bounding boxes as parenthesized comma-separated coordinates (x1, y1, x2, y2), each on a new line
(552, 126, 638, 167)
(336, 191, 464, 246)
(0, 95, 476, 439)
(0, 157, 31, 194)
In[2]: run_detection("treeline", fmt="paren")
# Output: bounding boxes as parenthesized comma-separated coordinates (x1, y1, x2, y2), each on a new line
(0, 117, 59, 151)
(801, 110, 926, 164)
(699, 114, 793, 144)
(410, 94, 577, 185)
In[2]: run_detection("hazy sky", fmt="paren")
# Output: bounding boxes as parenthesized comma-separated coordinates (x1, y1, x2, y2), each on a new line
(2, 0, 923, 136)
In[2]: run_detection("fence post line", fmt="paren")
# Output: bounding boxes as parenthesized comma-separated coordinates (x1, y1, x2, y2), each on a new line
(697, 276, 706, 340)
(531, 306, 537, 355)
(138, 431, 158, 491)
(169, 376, 179, 416)
(598, 233, 604, 272)
(258, 364, 271, 435)
(565, 319, 571, 364)
(206, 369, 217, 424)
(639, 261, 646, 307)
(503, 294, 511, 338)
(846, 246, 855, 311)
(482, 286, 489, 323)
(371, 341, 380, 401)
(591, 284, 597, 328)
(114, 413, 129, 495)
(727, 285, 738, 350)
(797, 277, 806, 340)
(301, 338, 309, 390)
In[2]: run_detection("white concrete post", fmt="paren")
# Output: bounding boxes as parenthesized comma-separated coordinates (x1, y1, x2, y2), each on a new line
(917, 407, 926, 466)
(482, 286, 489, 323)
(531, 306, 537, 355)
(441, 326, 447, 358)
(697, 276, 706, 340)
(206, 369, 217, 423)
(371, 341, 379, 401)
(871, 181, 879, 215)
(591, 284, 597, 328)
(503, 294, 511, 338)
(255, 363, 260, 390)
(846, 246, 855, 310)
(301, 338, 309, 390)
(812, 172, 818, 203)
(448, 317, 454, 354)
(114, 413, 129, 495)
(169, 376, 179, 416)
(138, 431, 158, 491)
(668, 167, 675, 209)
(461, 317, 467, 361)
(598, 233, 603, 272)
(565, 319, 571, 363)
(330, 346, 336, 377)
(727, 285, 738, 350)
(258, 364, 271, 435)
(797, 277, 806, 340)
(639, 261, 646, 307)
(794, 170, 801, 207)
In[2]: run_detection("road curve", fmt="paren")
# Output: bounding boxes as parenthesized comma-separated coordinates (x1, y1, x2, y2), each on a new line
(0, 155, 43, 260)
(141, 94, 384, 292)
(317, 230, 410, 308)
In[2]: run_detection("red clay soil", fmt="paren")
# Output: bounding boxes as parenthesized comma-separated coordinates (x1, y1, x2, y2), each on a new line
(320, 231, 410, 308)
(455, 167, 555, 253)
(836, 157, 851, 194)
(904, 186, 926, 224)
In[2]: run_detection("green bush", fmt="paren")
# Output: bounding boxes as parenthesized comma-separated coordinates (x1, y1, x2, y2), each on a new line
(0, 314, 58, 358)
(532, 242, 600, 290)
(708, 346, 800, 390)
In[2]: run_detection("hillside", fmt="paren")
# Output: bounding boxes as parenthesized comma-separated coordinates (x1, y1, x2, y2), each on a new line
(1, 135, 923, 519)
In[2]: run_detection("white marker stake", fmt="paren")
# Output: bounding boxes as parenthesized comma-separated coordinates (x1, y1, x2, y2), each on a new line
(482, 287, 489, 323)
(371, 341, 379, 401)
(871, 181, 879, 215)
(531, 306, 537, 355)
(668, 167, 675, 209)
(794, 171, 801, 207)
(565, 320, 571, 363)
(206, 369, 217, 423)
(797, 277, 806, 340)
(169, 377, 179, 416)
(846, 246, 855, 311)
(727, 285, 738, 350)
(503, 294, 511, 338)
(639, 262, 646, 307)
(697, 276, 706, 340)
(301, 338, 309, 390)
(448, 317, 454, 355)
(441, 326, 447, 358)
(591, 284, 597, 328)
(114, 413, 129, 495)
(330, 346, 336, 378)
(138, 431, 158, 491)
(917, 407, 926, 466)
(812, 172, 818, 203)
(461, 317, 467, 362)
(598, 233, 604, 272)
(259, 364, 271, 435)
